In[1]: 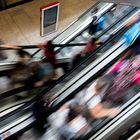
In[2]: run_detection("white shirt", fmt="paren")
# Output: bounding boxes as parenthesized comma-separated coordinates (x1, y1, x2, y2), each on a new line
(81, 81, 101, 108)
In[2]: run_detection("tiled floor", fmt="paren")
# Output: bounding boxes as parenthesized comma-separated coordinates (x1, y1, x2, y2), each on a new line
(0, 0, 95, 45)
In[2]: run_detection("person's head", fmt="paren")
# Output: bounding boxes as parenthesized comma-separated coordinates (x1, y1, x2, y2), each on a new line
(91, 37, 99, 46)
(17, 49, 32, 63)
(47, 40, 54, 52)
(91, 37, 97, 43)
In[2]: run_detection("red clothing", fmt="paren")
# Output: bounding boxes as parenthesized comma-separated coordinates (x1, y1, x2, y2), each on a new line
(84, 41, 96, 54)
(43, 44, 56, 66)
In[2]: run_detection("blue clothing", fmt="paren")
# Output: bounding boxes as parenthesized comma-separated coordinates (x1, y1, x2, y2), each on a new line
(37, 63, 53, 80)
(96, 16, 106, 32)
(122, 20, 140, 46)
(89, 15, 106, 35)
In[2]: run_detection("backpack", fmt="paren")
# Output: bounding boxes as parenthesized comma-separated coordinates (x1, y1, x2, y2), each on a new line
(33, 97, 49, 130)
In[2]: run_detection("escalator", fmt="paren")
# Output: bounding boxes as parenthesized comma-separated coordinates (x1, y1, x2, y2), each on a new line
(1, 6, 140, 139)
(0, 2, 133, 69)
(1, 24, 140, 139)
(0, 2, 137, 104)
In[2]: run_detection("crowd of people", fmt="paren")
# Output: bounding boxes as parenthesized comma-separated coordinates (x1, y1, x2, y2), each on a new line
(48, 41, 140, 140)
(45, 14, 140, 140)
(0, 8, 140, 140)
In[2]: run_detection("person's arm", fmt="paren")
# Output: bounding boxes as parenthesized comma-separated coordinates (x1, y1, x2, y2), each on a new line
(0, 44, 20, 49)
(34, 75, 50, 87)
(89, 103, 121, 118)
(95, 40, 102, 46)
(37, 43, 45, 49)
(125, 14, 140, 27)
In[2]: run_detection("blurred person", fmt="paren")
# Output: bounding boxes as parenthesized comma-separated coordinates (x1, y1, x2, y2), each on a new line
(81, 75, 120, 112)
(10, 62, 31, 86)
(29, 61, 55, 87)
(89, 8, 106, 36)
(107, 49, 132, 77)
(37, 40, 69, 73)
(50, 96, 120, 140)
(38, 40, 56, 66)
(72, 37, 102, 67)
(9, 49, 32, 86)
(123, 14, 140, 55)
(50, 100, 92, 140)
(104, 55, 140, 103)
(16, 49, 32, 65)
(33, 95, 51, 131)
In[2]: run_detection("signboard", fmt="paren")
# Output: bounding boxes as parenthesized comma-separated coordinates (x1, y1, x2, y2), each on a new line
(40, 2, 60, 36)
